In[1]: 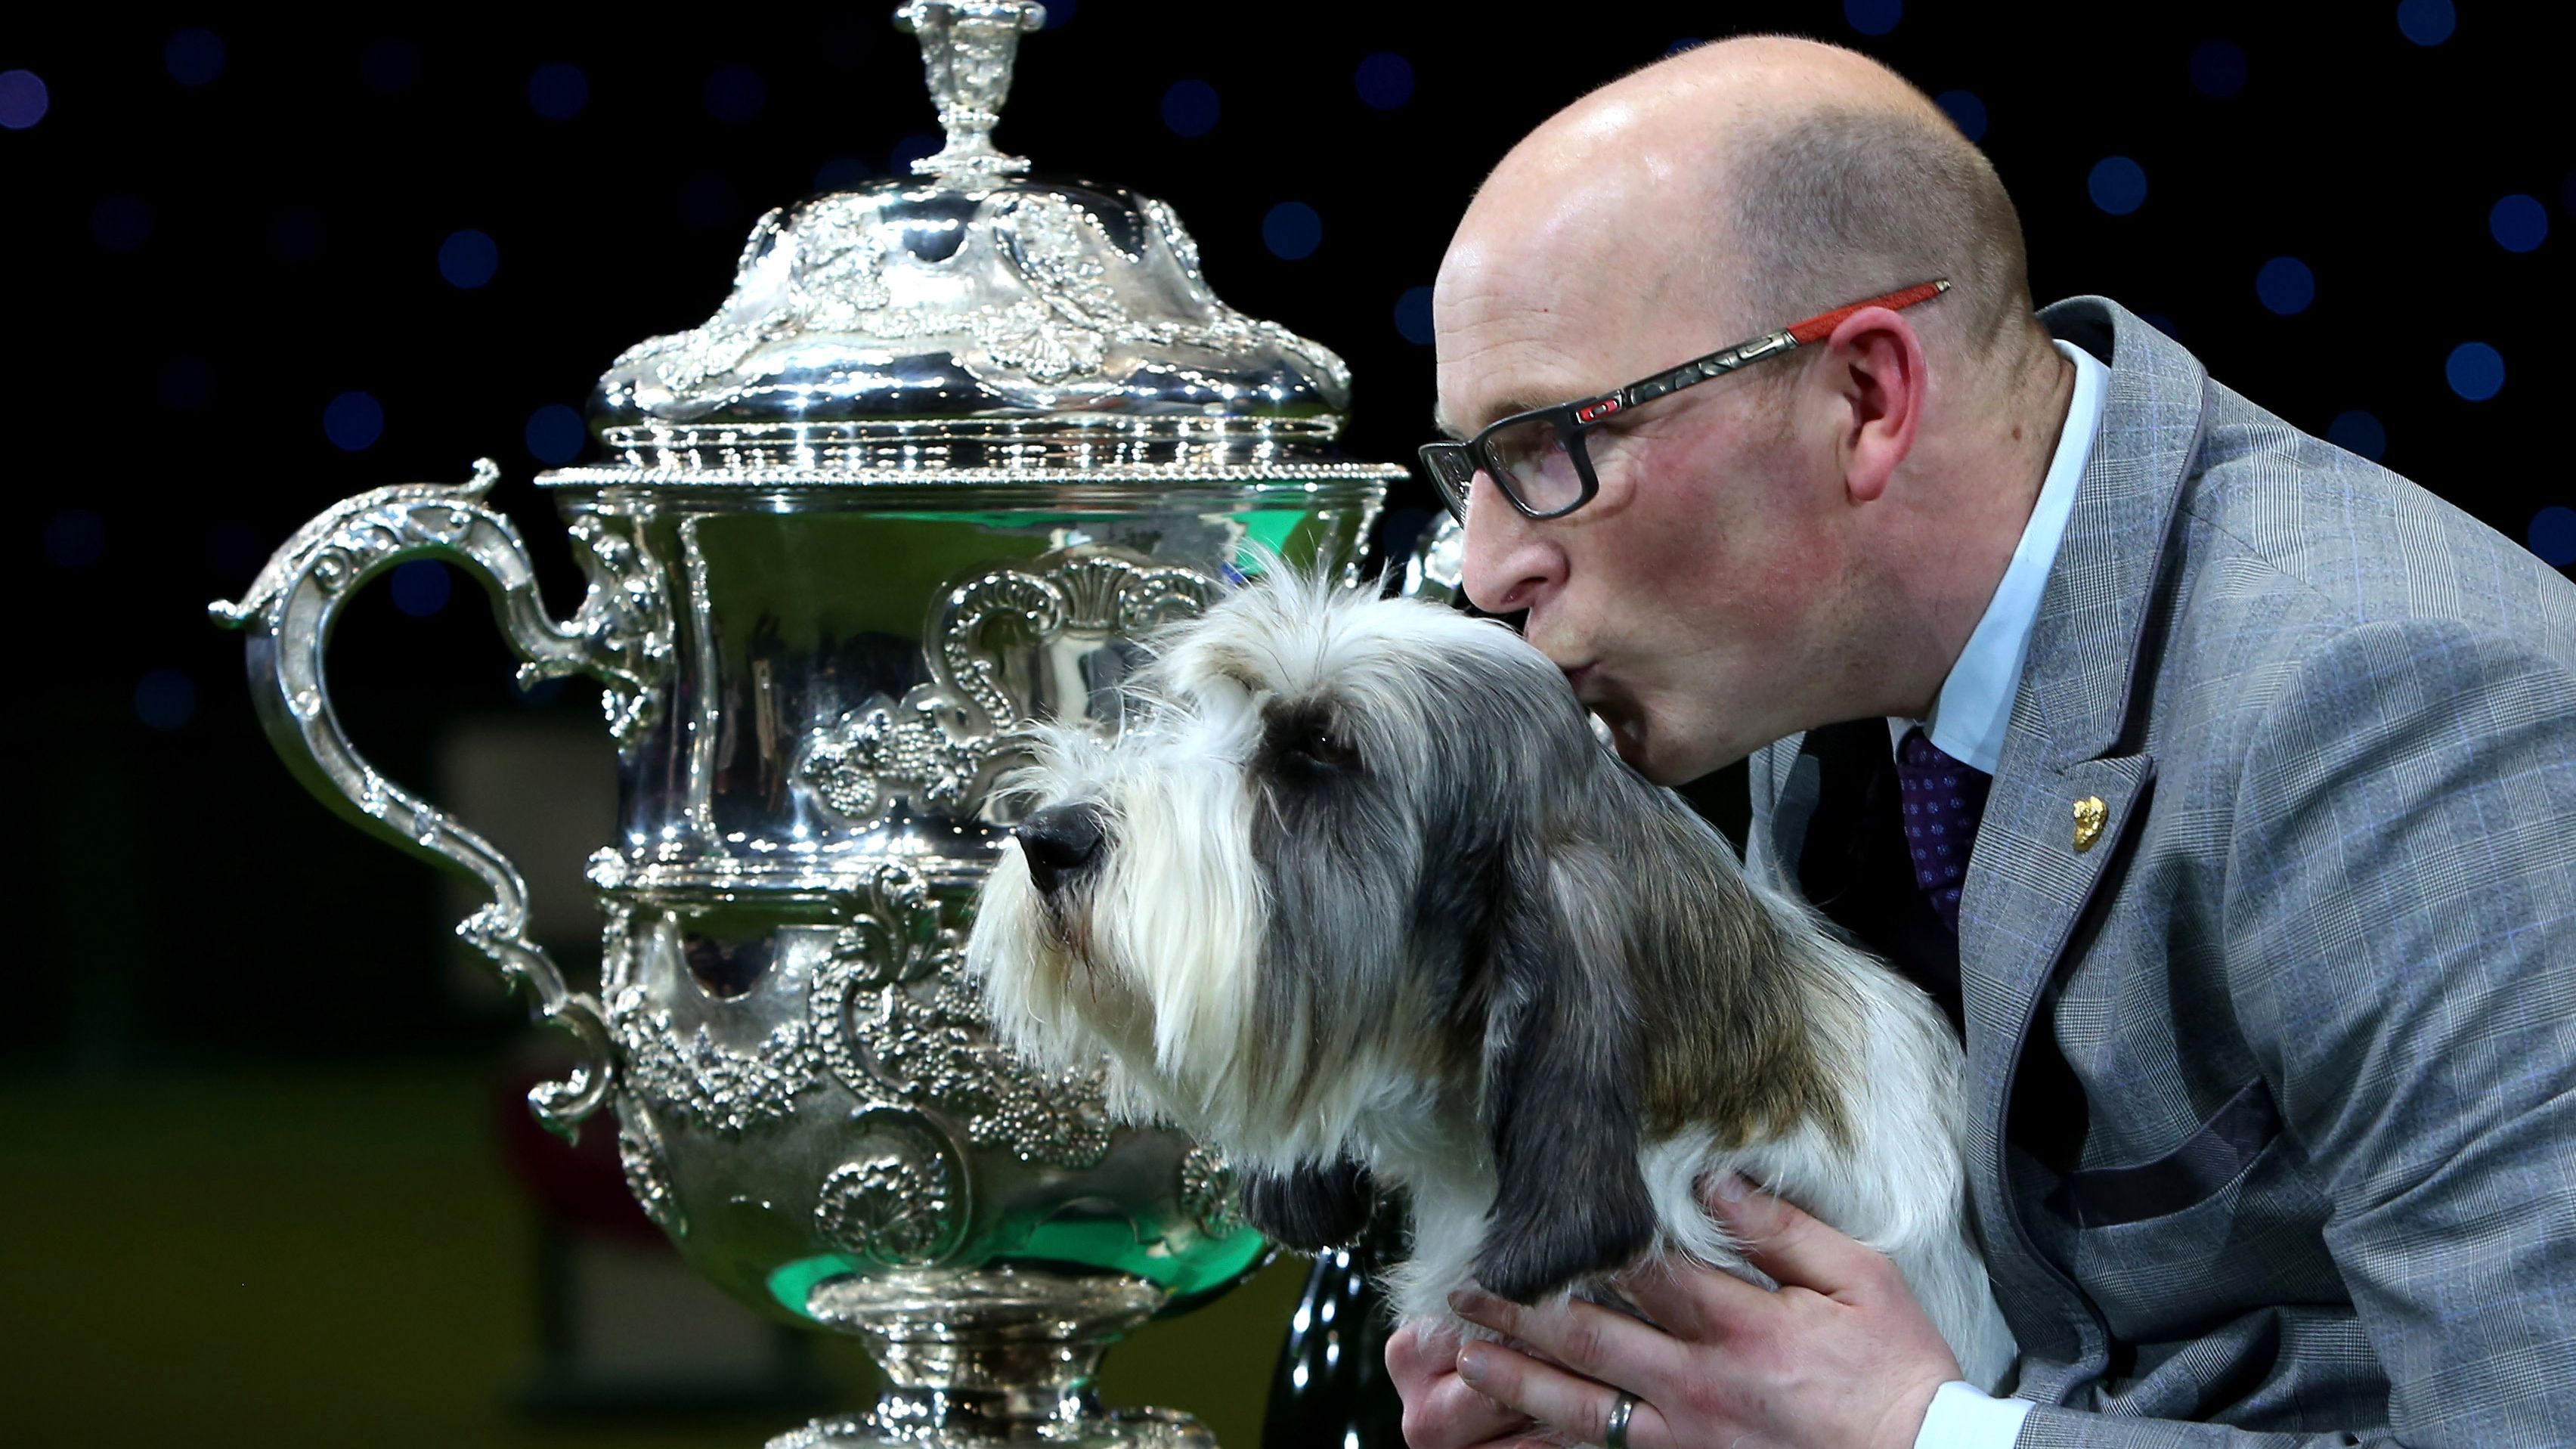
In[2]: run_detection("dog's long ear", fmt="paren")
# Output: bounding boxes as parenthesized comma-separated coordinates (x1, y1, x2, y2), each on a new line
(1471, 838, 1657, 1304)
(1240, 1157, 1376, 1252)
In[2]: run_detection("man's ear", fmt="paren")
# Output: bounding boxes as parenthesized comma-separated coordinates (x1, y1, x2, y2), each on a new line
(1823, 307, 1928, 506)
(1470, 840, 1656, 1303)
(1241, 1157, 1376, 1252)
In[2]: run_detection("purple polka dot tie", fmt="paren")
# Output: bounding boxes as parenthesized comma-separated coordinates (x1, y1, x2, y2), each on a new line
(1893, 726, 1992, 933)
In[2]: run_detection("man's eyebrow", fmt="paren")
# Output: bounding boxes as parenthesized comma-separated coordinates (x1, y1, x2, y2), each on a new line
(1430, 395, 1556, 440)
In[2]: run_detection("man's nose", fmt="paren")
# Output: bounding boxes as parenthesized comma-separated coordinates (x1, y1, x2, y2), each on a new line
(1014, 802, 1107, 893)
(1458, 472, 1563, 615)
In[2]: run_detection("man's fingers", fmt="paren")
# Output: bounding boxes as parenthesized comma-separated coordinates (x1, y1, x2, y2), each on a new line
(1454, 1339, 1670, 1449)
(1605, 1252, 1735, 1342)
(1388, 1317, 1467, 1380)
(1402, 1367, 1533, 1449)
(1449, 1288, 1688, 1387)
(1704, 1174, 1892, 1299)
(1389, 1319, 1532, 1449)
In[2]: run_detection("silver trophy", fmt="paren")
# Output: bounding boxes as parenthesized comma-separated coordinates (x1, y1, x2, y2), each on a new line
(209, 5, 1407, 1444)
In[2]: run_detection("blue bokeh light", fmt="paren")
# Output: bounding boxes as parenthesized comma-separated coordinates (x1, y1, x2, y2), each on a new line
(529, 61, 589, 120)
(2140, 311, 2180, 339)
(2445, 342, 2504, 401)
(1162, 79, 1220, 138)
(814, 156, 873, 191)
(1042, 0, 1077, 26)
(166, 27, 226, 87)
(0, 69, 48, 129)
(888, 133, 940, 174)
(1263, 202, 1322, 261)
(391, 560, 452, 618)
(92, 195, 151, 252)
(362, 39, 420, 94)
(2325, 410, 2386, 462)
(2190, 40, 2248, 98)
(2396, 0, 2457, 46)
(2490, 194, 2548, 252)
(1934, 89, 1986, 142)
(325, 391, 385, 451)
(159, 355, 214, 411)
(2088, 156, 2147, 215)
(1355, 52, 1414, 111)
(525, 404, 587, 464)
(2255, 256, 2314, 315)
(705, 65, 765, 125)
(270, 205, 327, 262)
(1844, 0, 1903, 36)
(135, 669, 197, 732)
(1395, 286, 1435, 346)
(44, 509, 104, 568)
(1667, 37, 1704, 56)
(439, 228, 499, 289)
(2531, 506, 2576, 567)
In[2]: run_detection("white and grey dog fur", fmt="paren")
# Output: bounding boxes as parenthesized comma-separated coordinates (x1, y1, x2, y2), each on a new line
(965, 570, 2015, 1391)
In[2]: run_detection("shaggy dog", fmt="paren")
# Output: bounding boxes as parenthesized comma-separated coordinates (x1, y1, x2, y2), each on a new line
(964, 571, 2014, 1390)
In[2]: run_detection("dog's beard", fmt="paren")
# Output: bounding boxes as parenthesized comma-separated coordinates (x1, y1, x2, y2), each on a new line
(971, 727, 1278, 1138)
(971, 748, 1459, 1170)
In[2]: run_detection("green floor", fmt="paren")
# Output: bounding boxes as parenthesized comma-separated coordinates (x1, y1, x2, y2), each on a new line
(0, 1065, 1307, 1447)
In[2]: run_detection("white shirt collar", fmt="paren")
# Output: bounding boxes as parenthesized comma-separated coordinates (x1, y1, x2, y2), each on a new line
(1890, 339, 2109, 772)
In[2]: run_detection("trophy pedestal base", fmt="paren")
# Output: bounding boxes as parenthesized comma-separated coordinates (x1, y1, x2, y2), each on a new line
(768, 1267, 1217, 1448)
(768, 1406, 1212, 1449)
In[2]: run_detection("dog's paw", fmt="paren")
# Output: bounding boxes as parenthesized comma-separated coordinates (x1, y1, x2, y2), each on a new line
(1469, 1192, 1655, 1305)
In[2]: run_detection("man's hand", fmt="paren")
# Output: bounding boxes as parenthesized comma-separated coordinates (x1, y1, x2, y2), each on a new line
(1393, 1175, 1961, 1449)
(1386, 1315, 1553, 1449)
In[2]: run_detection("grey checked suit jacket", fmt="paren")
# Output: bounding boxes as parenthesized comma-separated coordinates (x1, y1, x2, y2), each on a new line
(1744, 298, 2576, 1447)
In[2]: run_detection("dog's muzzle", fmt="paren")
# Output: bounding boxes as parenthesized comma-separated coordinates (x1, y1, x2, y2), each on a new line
(1014, 802, 1106, 894)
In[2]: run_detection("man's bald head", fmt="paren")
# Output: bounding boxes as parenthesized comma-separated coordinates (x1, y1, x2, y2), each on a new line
(1437, 37, 2081, 780)
(1454, 36, 2041, 389)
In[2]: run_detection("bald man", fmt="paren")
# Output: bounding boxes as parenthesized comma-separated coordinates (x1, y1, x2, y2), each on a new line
(1390, 36, 2576, 1449)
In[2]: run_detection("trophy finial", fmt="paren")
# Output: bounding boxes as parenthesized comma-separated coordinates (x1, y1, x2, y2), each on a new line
(893, 1, 1047, 178)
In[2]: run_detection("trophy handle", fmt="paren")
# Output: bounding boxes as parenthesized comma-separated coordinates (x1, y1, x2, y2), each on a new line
(209, 458, 673, 1139)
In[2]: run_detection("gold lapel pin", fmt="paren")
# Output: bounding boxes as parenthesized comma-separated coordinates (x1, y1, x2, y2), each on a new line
(2073, 795, 2108, 853)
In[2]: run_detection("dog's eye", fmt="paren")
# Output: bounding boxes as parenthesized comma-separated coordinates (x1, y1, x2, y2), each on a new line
(1293, 726, 1359, 770)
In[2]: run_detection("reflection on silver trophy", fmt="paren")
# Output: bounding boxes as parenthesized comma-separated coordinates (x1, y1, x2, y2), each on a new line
(210, 5, 1413, 1444)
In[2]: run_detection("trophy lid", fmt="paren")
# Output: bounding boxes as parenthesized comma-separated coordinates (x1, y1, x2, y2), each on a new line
(562, 1, 1401, 486)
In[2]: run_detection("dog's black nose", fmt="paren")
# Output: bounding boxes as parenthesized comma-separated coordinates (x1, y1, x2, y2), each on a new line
(1015, 803, 1106, 893)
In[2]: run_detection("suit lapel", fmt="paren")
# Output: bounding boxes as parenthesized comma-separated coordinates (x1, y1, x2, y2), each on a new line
(1759, 732, 1815, 890)
(1952, 298, 2211, 1340)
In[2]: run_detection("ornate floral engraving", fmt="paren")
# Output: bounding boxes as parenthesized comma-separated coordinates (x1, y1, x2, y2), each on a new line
(809, 862, 1116, 1169)
(616, 1095, 688, 1239)
(814, 1113, 967, 1268)
(798, 549, 1217, 826)
(603, 917, 823, 1135)
(1178, 1144, 1247, 1240)
(1136, 194, 1353, 400)
(540, 506, 675, 749)
(601, 172, 1359, 416)
(896, 0, 1045, 180)
(608, 985, 822, 1135)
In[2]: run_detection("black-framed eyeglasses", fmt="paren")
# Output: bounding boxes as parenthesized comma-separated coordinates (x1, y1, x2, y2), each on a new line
(1418, 279, 1950, 523)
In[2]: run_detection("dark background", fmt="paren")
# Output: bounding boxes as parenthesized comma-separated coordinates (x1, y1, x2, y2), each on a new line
(4, 1, 2569, 1441)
